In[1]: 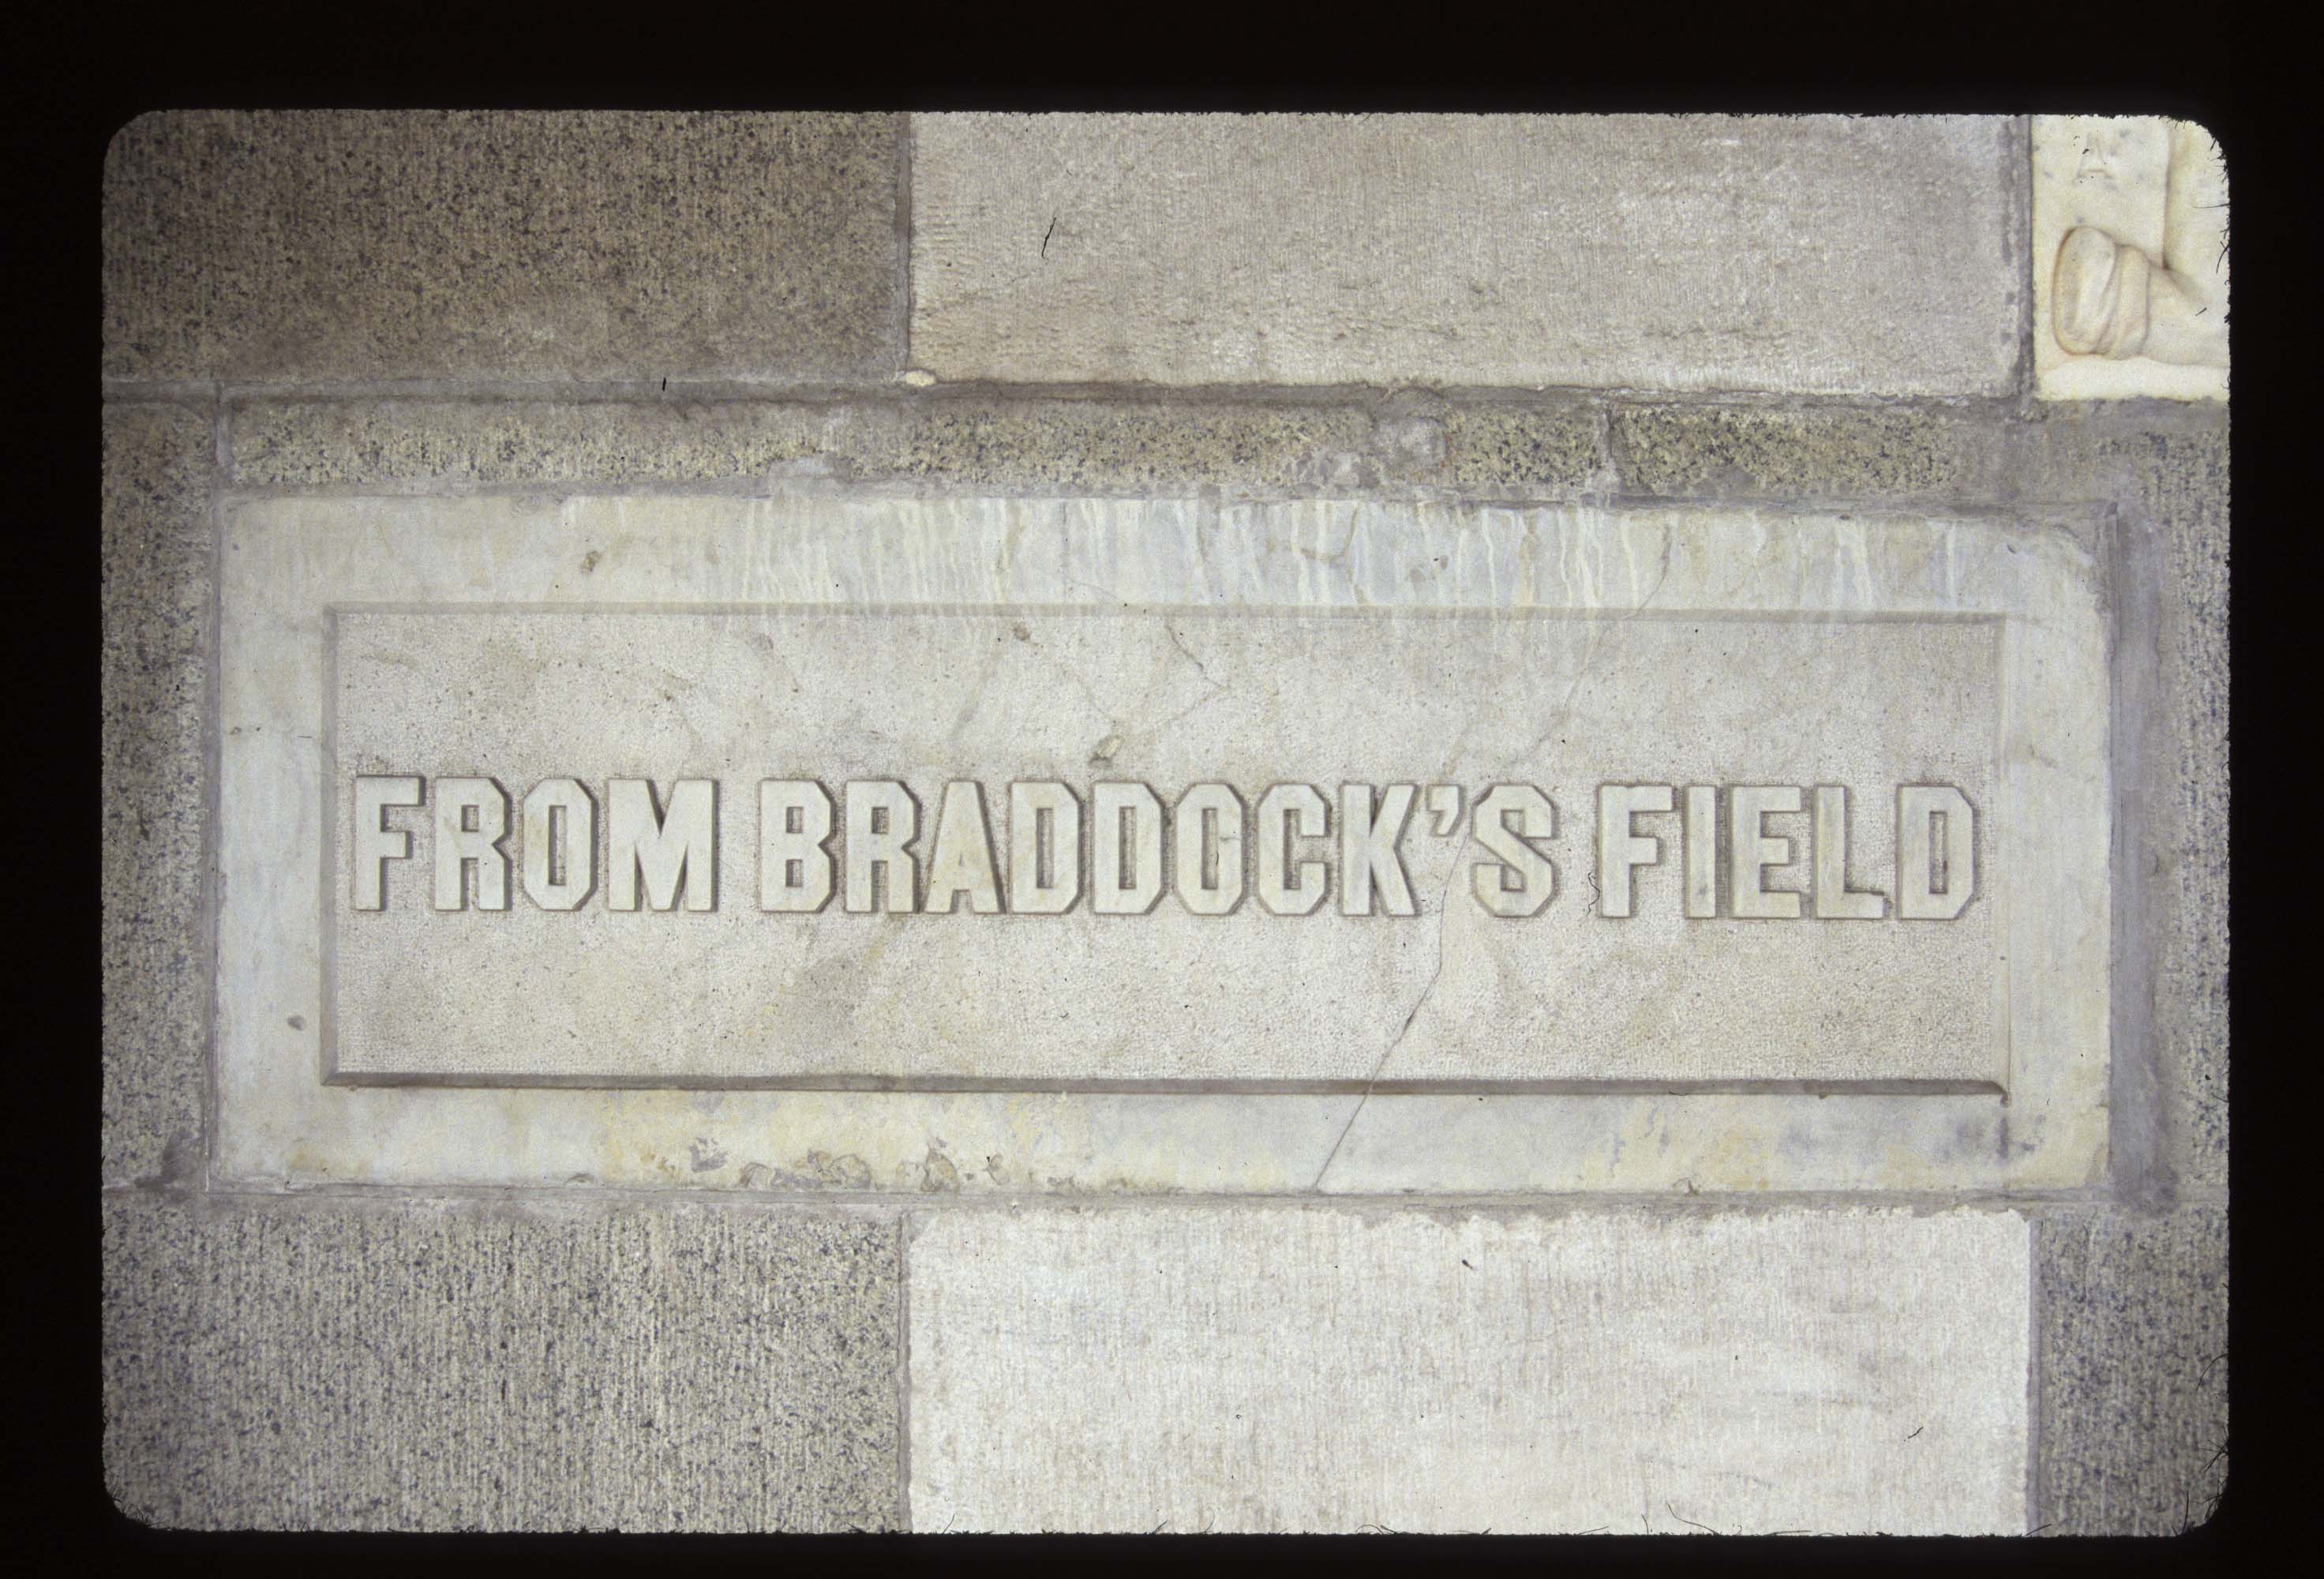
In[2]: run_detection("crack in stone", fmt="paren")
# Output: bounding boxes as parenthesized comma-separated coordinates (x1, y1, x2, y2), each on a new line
(1310, 850, 1464, 1191)
(1164, 619, 1225, 695)
(1310, 529, 1674, 1190)
(941, 635, 1014, 748)
(1510, 528, 1674, 770)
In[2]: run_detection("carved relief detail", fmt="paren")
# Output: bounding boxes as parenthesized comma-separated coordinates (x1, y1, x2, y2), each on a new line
(2034, 117, 2228, 399)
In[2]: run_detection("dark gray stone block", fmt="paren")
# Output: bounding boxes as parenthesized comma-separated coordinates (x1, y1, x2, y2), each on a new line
(103, 1194, 903, 1530)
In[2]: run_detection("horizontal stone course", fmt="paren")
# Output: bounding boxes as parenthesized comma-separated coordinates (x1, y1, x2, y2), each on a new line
(103, 1194, 902, 1530)
(227, 398, 896, 489)
(226, 397, 1385, 493)
(894, 399, 1380, 491)
(104, 112, 903, 384)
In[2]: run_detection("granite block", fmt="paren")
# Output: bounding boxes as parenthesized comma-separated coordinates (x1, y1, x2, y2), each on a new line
(103, 1194, 902, 1529)
(105, 112, 902, 383)
(102, 402, 213, 1186)
(2034, 1204, 2228, 1534)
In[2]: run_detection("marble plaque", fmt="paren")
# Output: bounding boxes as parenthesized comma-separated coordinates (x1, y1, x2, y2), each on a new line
(217, 490, 2109, 1191)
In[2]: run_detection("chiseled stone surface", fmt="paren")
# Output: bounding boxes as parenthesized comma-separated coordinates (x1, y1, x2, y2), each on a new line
(103, 403, 212, 1187)
(910, 114, 2022, 396)
(104, 112, 903, 383)
(908, 1206, 2032, 1533)
(103, 1193, 902, 1530)
(2034, 1204, 2228, 1534)
(2013, 418, 2228, 1191)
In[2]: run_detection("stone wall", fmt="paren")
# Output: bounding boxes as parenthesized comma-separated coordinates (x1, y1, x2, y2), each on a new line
(101, 111, 2227, 1533)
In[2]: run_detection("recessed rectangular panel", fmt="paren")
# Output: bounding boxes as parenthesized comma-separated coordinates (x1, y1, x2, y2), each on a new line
(327, 606, 2000, 1088)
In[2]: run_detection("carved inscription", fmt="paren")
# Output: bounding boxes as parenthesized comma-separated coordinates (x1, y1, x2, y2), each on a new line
(324, 602, 2006, 1086)
(352, 774, 1977, 921)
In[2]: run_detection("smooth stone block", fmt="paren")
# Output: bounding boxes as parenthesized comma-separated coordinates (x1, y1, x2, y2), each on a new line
(103, 1194, 901, 1530)
(910, 114, 2022, 396)
(103, 402, 213, 1186)
(906, 1206, 2032, 1533)
(213, 489, 2109, 1193)
(104, 111, 903, 383)
(2034, 1204, 2228, 1534)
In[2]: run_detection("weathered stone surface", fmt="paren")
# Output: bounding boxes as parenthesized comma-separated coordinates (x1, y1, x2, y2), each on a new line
(103, 1194, 901, 1530)
(103, 402, 212, 1187)
(907, 1206, 2032, 1533)
(215, 491, 2105, 1195)
(910, 114, 2022, 396)
(2034, 1204, 2228, 1534)
(104, 112, 903, 382)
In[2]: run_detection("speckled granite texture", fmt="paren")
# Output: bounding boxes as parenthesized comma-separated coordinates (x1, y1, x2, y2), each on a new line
(103, 1195, 901, 1530)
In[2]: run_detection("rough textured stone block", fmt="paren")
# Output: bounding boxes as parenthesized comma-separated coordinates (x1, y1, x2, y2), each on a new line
(104, 112, 903, 382)
(1441, 399, 1606, 490)
(908, 1206, 2032, 1533)
(894, 399, 1379, 491)
(911, 114, 2022, 396)
(103, 1194, 901, 1529)
(103, 402, 212, 1187)
(1610, 403, 1982, 501)
(2034, 1204, 2227, 1534)
(227, 396, 1381, 494)
(227, 398, 905, 489)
